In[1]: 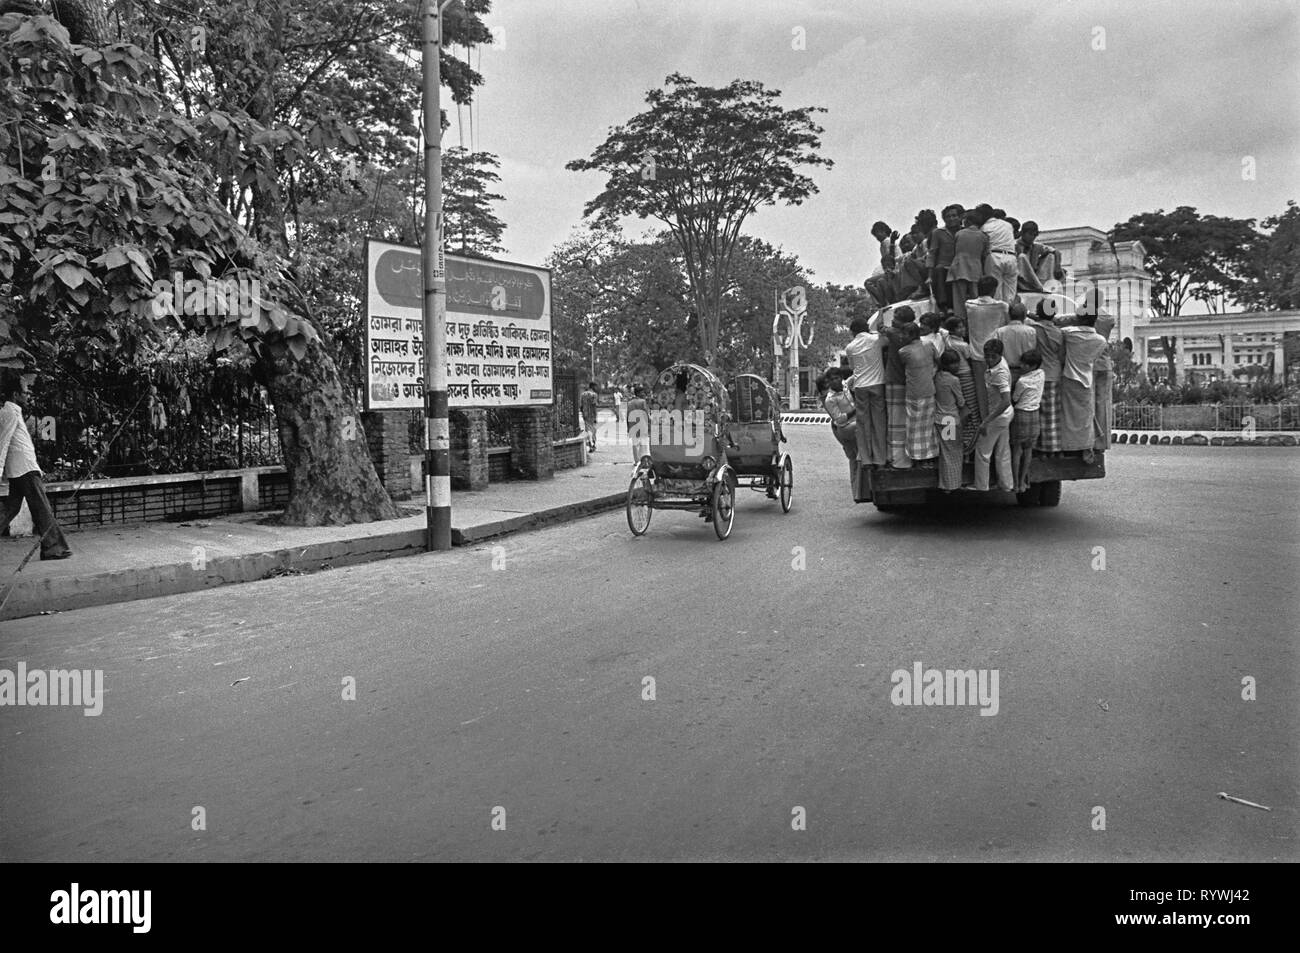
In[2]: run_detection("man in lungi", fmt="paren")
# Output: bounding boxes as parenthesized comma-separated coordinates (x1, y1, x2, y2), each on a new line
(1059, 315, 1108, 461)
(899, 324, 938, 464)
(874, 305, 916, 468)
(1027, 300, 1065, 453)
(964, 276, 1009, 421)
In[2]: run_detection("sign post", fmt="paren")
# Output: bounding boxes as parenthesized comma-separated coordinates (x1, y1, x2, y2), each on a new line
(773, 285, 811, 409)
(422, 0, 454, 551)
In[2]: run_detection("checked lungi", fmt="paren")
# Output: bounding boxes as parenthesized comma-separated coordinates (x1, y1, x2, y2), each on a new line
(886, 383, 911, 468)
(906, 396, 938, 460)
(957, 365, 981, 452)
(935, 421, 964, 490)
(1036, 380, 1062, 452)
(1011, 407, 1041, 445)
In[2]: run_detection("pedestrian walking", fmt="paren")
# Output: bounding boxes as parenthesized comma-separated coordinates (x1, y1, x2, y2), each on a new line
(580, 381, 599, 452)
(626, 385, 649, 465)
(0, 371, 72, 560)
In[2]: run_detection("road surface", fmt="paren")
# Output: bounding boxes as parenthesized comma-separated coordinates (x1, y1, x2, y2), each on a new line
(1, 433, 1296, 861)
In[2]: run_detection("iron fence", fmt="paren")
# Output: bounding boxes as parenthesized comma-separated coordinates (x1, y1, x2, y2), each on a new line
(552, 368, 581, 439)
(1113, 402, 1300, 431)
(29, 360, 281, 483)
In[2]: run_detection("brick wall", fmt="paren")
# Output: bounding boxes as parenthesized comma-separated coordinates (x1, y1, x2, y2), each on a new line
(51, 478, 240, 529)
(450, 408, 489, 490)
(506, 406, 554, 480)
(361, 410, 411, 500)
(487, 448, 512, 483)
(553, 439, 584, 470)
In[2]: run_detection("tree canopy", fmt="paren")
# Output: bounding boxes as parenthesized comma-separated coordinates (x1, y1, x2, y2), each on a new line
(566, 73, 831, 365)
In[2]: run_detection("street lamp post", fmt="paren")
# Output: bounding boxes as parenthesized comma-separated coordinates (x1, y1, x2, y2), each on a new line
(421, 0, 459, 552)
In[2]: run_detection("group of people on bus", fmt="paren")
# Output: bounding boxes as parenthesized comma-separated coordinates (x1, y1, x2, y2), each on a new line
(862, 204, 1064, 315)
(822, 265, 1114, 494)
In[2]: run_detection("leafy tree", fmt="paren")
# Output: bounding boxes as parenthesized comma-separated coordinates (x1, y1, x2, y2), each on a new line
(1, 0, 496, 524)
(442, 146, 505, 258)
(566, 73, 831, 366)
(1111, 206, 1257, 383)
(1236, 200, 1300, 312)
(547, 222, 693, 383)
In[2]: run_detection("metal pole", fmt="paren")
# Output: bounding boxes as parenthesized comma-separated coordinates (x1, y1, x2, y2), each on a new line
(422, 0, 451, 550)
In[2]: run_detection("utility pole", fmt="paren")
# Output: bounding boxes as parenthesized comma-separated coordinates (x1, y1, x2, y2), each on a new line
(421, 0, 460, 551)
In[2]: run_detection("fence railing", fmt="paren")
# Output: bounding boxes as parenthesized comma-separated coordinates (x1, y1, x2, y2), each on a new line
(1113, 402, 1299, 431)
(30, 362, 282, 483)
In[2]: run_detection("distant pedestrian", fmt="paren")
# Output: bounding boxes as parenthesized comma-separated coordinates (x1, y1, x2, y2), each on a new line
(580, 381, 599, 452)
(0, 371, 72, 560)
(626, 385, 649, 465)
(613, 386, 623, 424)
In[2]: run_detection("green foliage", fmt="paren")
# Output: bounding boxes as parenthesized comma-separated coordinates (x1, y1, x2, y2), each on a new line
(548, 221, 844, 388)
(566, 73, 831, 362)
(1111, 206, 1257, 316)
(0, 12, 313, 368)
(442, 146, 506, 258)
(1236, 200, 1300, 312)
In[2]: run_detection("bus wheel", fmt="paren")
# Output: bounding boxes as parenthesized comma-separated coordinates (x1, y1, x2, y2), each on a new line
(1038, 480, 1062, 507)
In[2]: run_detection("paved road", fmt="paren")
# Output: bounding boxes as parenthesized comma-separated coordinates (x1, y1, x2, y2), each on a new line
(1, 433, 1296, 861)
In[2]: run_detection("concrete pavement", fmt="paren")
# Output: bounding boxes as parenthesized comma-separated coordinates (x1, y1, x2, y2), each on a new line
(1, 432, 1295, 861)
(0, 416, 637, 620)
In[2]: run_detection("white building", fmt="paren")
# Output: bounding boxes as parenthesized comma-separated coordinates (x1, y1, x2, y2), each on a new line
(1035, 226, 1150, 346)
(1134, 312, 1299, 383)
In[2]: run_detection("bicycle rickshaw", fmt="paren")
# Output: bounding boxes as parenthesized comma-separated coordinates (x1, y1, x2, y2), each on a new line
(723, 373, 793, 513)
(625, 363, 738, 540)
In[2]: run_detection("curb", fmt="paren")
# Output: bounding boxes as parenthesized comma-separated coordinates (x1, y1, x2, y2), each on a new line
(0, 493, 626, 622)
(1111, 432, 1299, 447)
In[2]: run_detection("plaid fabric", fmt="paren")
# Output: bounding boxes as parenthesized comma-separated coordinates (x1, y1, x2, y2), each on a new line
(1036, 380, 1062, 451)
(886, 383, 909, 467)
(1011, 407, 1041, 444)
(906, 396, 938, 460)
(935, 422, 964, 490)
(957, 367, 981, 452)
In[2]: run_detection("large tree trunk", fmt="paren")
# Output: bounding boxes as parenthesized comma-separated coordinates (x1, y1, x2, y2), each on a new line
(255, 334, 400, 526)
(2, 0, 109, 45)
(244, 2, 397, 526)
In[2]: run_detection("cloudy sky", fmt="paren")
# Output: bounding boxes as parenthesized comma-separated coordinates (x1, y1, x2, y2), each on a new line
(457, 0, 1299, 287)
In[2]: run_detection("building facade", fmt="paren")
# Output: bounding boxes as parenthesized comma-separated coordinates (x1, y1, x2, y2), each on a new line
(1035, 226, 1150, 346)
(1134, 312, 1300, 383)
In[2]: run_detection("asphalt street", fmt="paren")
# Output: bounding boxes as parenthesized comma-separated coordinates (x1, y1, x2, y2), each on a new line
(1, 432, 1296, 861)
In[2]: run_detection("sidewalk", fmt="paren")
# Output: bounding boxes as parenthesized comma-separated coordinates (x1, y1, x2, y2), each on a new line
(0, 414, 637, 621)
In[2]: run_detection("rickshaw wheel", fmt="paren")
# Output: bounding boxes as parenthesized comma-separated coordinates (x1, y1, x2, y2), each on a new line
(626, 473, 652, 536)
(711, 479, 735, 540)
(778, 455, 794, 513)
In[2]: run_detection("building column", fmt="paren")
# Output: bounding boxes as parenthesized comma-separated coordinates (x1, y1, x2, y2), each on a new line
(1172, 335, 1184, 377)
(1221, 332, 1234, 379)
(1274, 340, 1286, 382)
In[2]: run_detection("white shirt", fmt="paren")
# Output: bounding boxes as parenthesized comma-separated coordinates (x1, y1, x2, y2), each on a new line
(1013, 368, 1045, 412)
(0, 401, 41, 478)
(844, 331, 885, 388)
(982, 218, 1016, 254)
